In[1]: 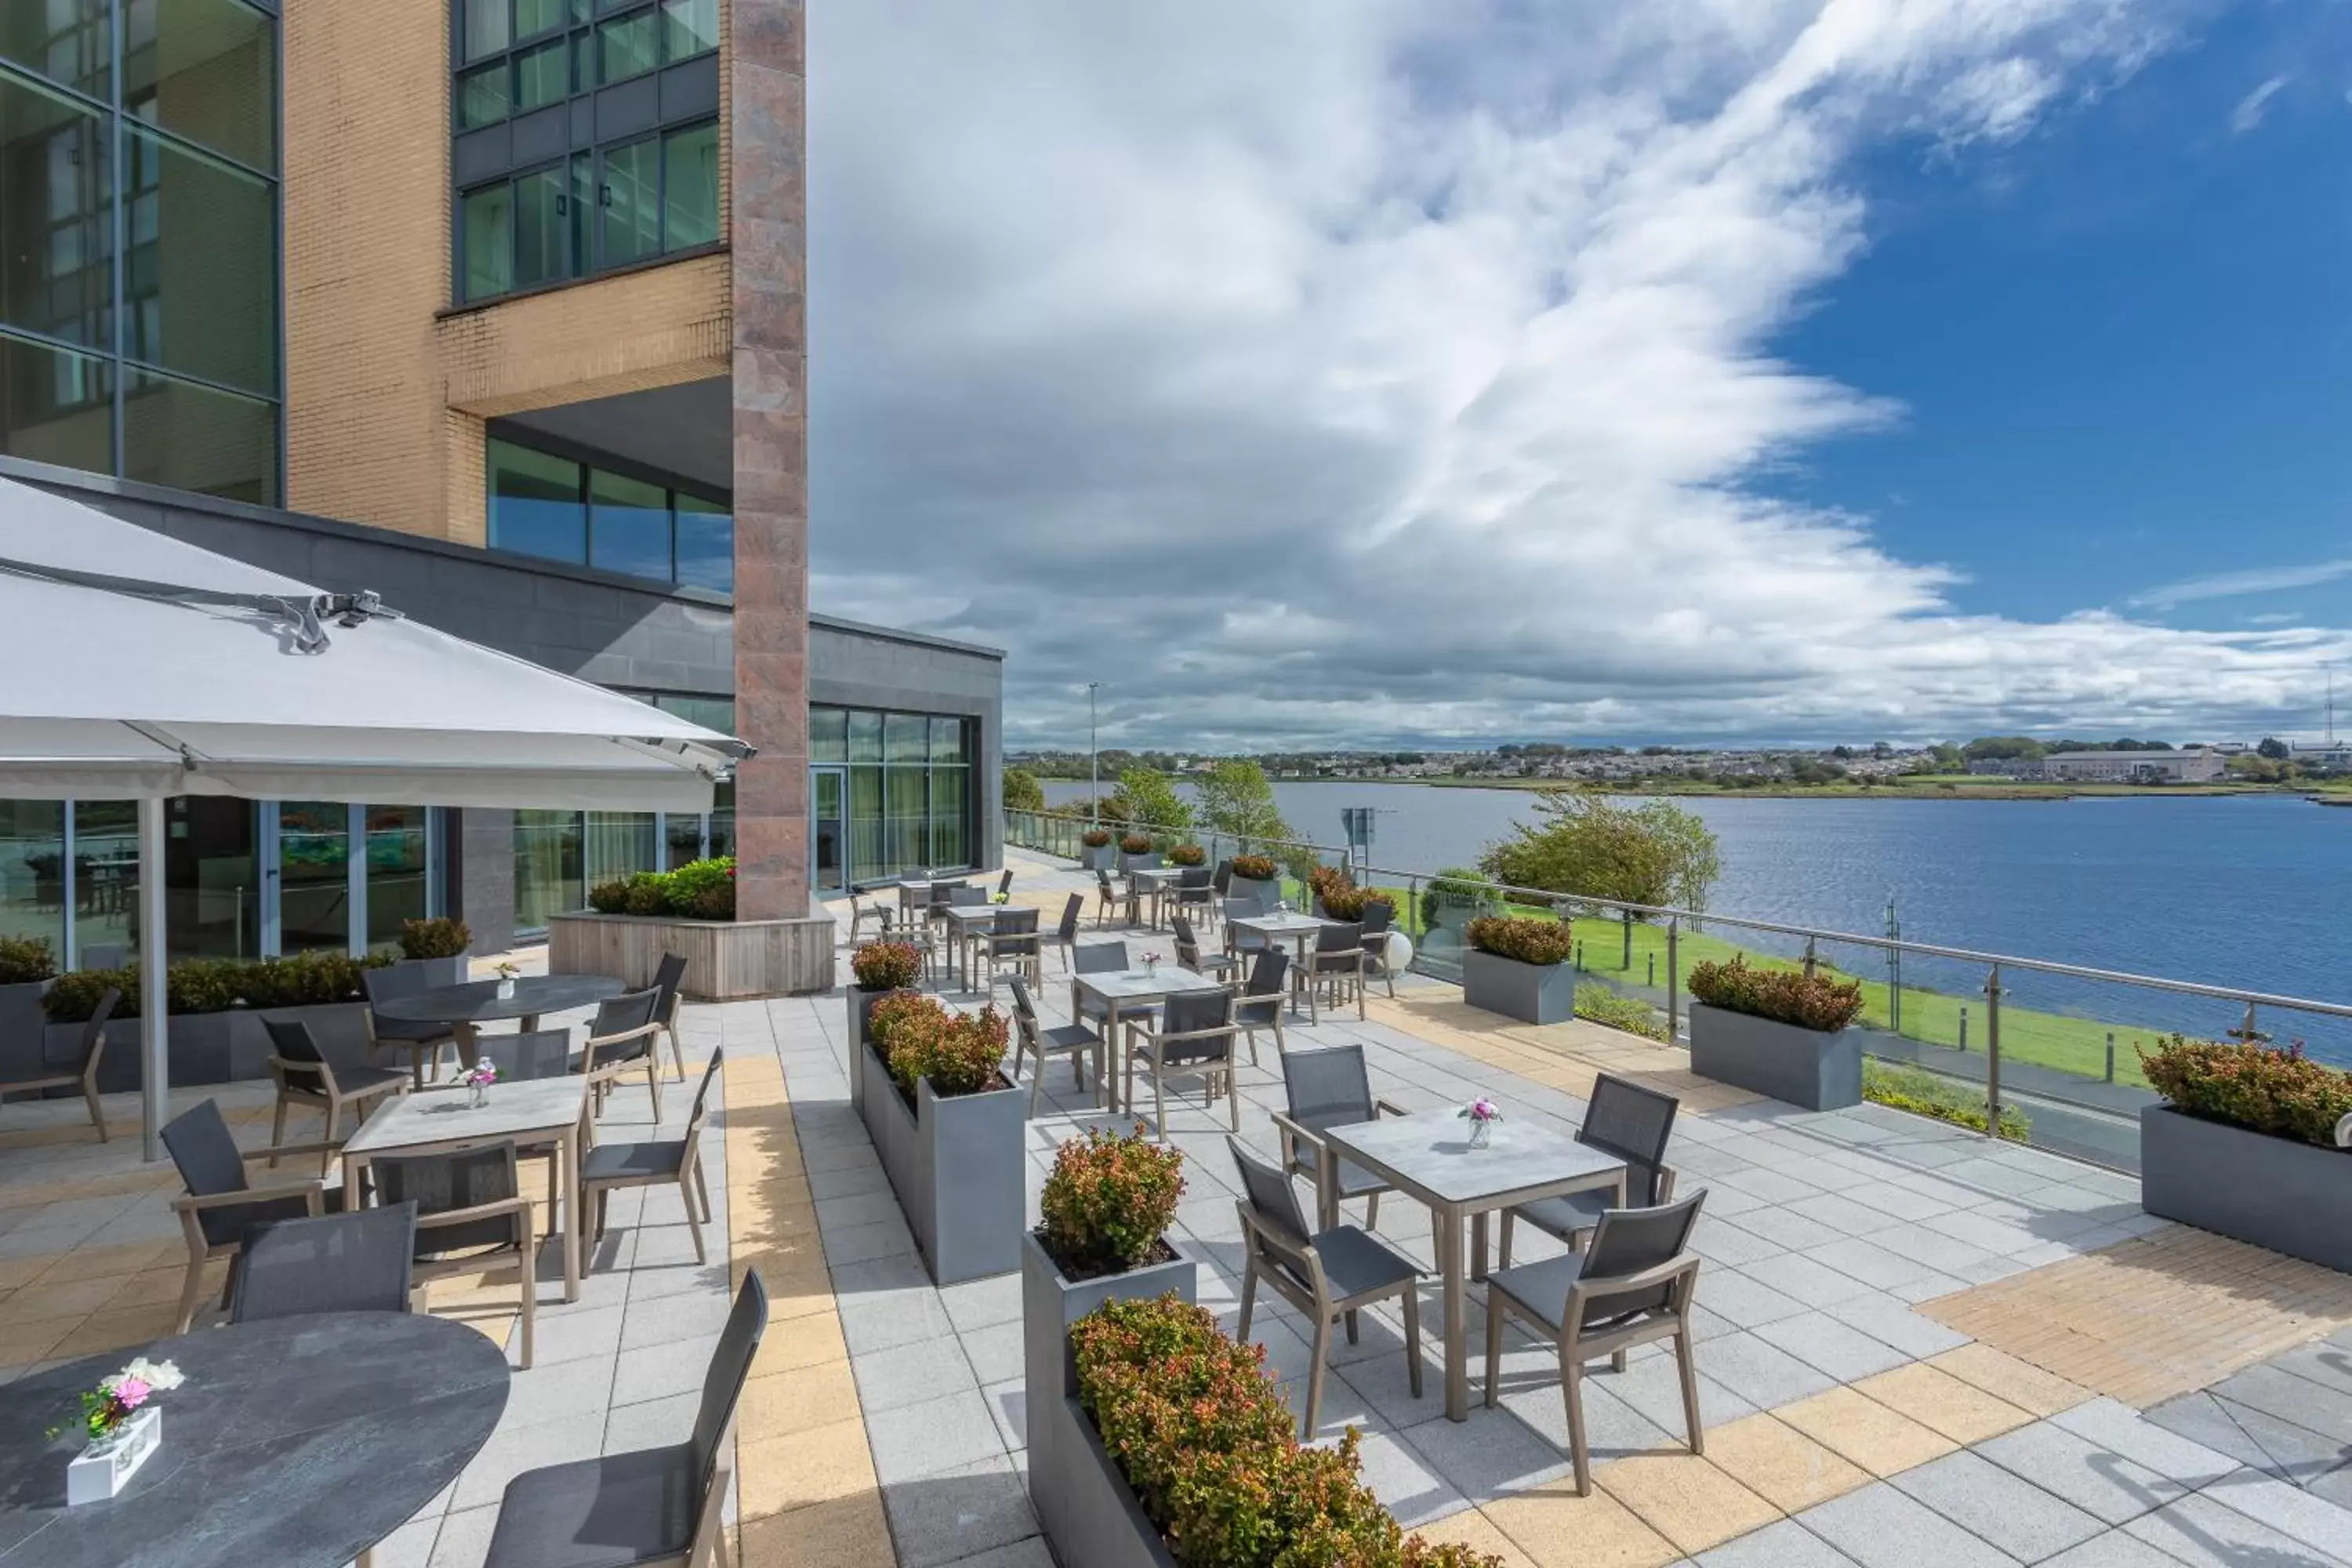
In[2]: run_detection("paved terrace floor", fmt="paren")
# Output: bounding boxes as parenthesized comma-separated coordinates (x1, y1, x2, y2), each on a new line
(7, 848, 2352, 1567)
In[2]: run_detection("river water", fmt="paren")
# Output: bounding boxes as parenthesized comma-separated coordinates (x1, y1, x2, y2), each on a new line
(1040, 779, 2352, 1058)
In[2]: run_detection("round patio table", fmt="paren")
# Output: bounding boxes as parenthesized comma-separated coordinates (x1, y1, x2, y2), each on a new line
(0, 1311, 509, 1567)
(374, 973, 626, 1034)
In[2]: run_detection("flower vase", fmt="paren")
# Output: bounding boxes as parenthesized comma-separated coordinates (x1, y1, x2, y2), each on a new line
(495, 977, 516, 1000)
(67, 1406, 161, 1504)
(468, 1081, 488, 1110)
(1468, 1118, 1491, 1150)
(1142, 960, 1157, 978)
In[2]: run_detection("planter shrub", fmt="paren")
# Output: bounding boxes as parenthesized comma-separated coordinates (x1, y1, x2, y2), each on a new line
(0, 935, 56, 986)
(1072, 1297, 1500, 1568)
(1039, 1123, 1185, 1279)
(1686, 956, 1864, 1031)
(1229, 854, 1276, 882)
(1686, 958, 1866, 1111)
(397, 917, 471, 960)
(1167, 844, 1207, 867)
(858, 996, 1021, 1283)
(1320, 886, 1395, 923)
(43, 951, 390, 1022)
(1465, 916, 1573, 967)
(848, 941, 925, 1113)
(1082, 829, 1114, 850)
(588, 857, 739, 920)
(1119, 833, 1152, 856)
(2136, 1036, 2352, 1269)
(2139, 1035, 2352, 1147)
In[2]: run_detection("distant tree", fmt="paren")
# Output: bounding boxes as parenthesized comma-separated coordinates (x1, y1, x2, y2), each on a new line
(1962, 736, 2046, 761)
(1192, 758, 1290, 845)
(1928, 742, 1965, 769)
(1116, 765, 1192, 832)
(2258, 736, 2292, 760)
(1480, 794, 1721, 913)
(1830, 745, 1854, 760)
(1790, 759, 1849, 785)
(1001, 767, 1045, 813)
(1871, 741, 1894, 758)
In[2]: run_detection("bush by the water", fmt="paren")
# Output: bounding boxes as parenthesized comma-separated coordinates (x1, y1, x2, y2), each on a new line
(1575, 982, 1668, 1042)
(1863, 1062, 2029, 1141)
(1687, 956, 1864, 1032)
(1465, 915, 1573, 967)
(2140, 1035, 2352, 1147)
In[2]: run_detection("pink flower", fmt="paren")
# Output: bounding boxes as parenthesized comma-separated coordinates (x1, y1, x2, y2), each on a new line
(112, 1378, 150, 1410)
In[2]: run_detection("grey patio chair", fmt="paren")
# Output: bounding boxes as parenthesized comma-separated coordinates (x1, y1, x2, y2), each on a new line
(1229, 1137, 1423, 1439)
(1273, 1044, 1406, 1231)
(1212, 858, 1234, 899)
(0, 985, 118, 1141)
(1007, 975, 1100, 1115)
(1171, 912, 1237, 985)
(583, 1052, 721, 1265)
(361, 962, 459, 1088)
(1359, 902, 1400, 999)
(231, 1202, 417, 1323)
(978, 905, 1041, 989)
(1307, 921, 1368, 1019)
(1070, 939, 1147, 1040)
(265, 1016, 408, 1172)
(373, 1141, 540, 1369)
(1483, 1192, 1707, 1496)
(1094, 868, 1138, 927)
(571, 988, 666, 1120)
(1037, 891, 1085, 974)
(876, 906, 940, 986)
(1175, 866, 1216, 924)
(997, 868, 1014, 899)
(1123, 988, 1240, 1139)
(949, 884, 989, 907)
(649, 950, 691, 1081)
(1498, 1072, 1680, 1269)
(475, 1029, 579, 1229)
(1233, 947, 1289, 1065)
(1222, 896, 1269, 967)
(483, 1272, 767, 1568)
(162, 1096, 342, 1332)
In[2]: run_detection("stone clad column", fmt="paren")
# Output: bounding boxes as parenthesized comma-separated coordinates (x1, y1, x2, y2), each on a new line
(730, 0, 810, 925)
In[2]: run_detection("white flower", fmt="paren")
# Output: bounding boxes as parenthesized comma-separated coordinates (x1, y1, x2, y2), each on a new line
(114, 1356, 184, 1392)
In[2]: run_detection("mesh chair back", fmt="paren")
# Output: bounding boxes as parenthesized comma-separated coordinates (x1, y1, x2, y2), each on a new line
(1213, 859, 1233, 896)
(1282, 1044, 1374, 1134)
(1096, 869, 1116, 898)
(949, 885, 988, 908)
(478, 1029, 573, 1081)
(264, 1016, 329, 1090)
(75, 988, 119, 1074)
(1179, 866, 1212, 890)
(1316, 922, 1364, 955)
(1581, 1074, 1679, 1207)
(652, 952, 690, 1018)
(1236, 949, 1289, 1025)
(688, 1272, 770, 1490)
(1056, 892, 1083, 942)
(361, 964, 431, 1011)
(929, 880, 968, 910)
(1579, 1192, 1704, 1329)
(1170, 913, 1201, 960)
(1073, 942, 1127, 977)
(1158, 989, 1232, 1065)
(998, 869, 1014, 898)
(1361, 902, 1394, 938)
(375, 1143, 522, 1257)
(1228, 1136, 1313, 1282)
(588, 989, 662, 1062)
(686, 1049, 724, 1138)
(1006, 974, 1036, 1024)
(233, 1203, 417, 1323)
(162, 1098, 249, 1200)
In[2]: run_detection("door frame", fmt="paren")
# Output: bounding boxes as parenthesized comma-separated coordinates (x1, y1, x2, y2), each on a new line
(809, 764, 849, 897)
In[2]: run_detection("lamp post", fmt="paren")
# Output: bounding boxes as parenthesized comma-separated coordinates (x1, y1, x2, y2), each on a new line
(1087, 682, 1101, 825)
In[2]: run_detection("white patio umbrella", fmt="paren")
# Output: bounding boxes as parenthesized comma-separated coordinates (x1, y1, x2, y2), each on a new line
(0, 477, 746, 1157)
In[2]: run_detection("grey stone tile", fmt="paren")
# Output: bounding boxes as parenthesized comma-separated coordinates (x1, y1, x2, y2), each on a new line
(1842, 1180, 1965, 1224)
(1893, 1450, 2105, 1563)
(2122, 1491, 2341, 1568)
(2215, 1363, 2352, 1448)
(853, 1334, 980, 1415)
(2035, 1532, 2193, 1568)
(1697, 1519, 1864, 1568)
(603, 1389, 698, 1452)
(621, 1282, 734, 1349)
(982, 1377, 1027, 1452)
(1345, 1428, 1467, 1528)
(961, 1318, 1025, 1386)
(1804, 1236, 1958, 1293)
(1817, 1293, 1972, 1359)
(1697, 1269, 1812, 1328)
(426, 1504, 500, 1568)
(2049, 1399, 2240, 1489)
(1797, 1480, 2025, 1568)
(1739, 1253, 1878, 1309)
(1751, 1311, 1912, 1384)
(2202, 1468, 2352, 1562)
(1788, 1192, 1906, 1238)
(822, 1214, 920, 1266)
(938, 1271, 1024, 1334)
(499, 1354, 615, 1429)
(522, 1302, 626, 1367)
(839, 1281, 955, 1356)
(1732, 1207, 1850, 1253)
(867, 1388, 1012, 1485)
(1692, 1218, 1787, 1269)
(815, 1189, 907, 1233)
(935, 1538, 1053, 1568)
(610, 1332, 723, 1408)
(374, 1515, 441, 1568)
(1497, 1365, 1675, 1464)
(1396, 1402, 1572, 1503)
(1976, 1422, 2186, 1526)
(2144, 1391, 2349, 1484)
(451, 1415, 603, 1510)
(1696, 1330, 1840, 1410)
(1589, 1346, 1752, 1438)
(883, 1453, 1039, 1568)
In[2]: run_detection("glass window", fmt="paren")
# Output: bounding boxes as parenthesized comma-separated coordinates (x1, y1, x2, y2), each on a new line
(930, 716, 967, 764)
(456, 61, 509, 129)
(660, 0, 717, 61)
(572, 30, 596, 92)
(585, 811, 659, 886)
(809, 710, 847, 764)
(0, 71, 111, 352)
(514, 165, 566, 289)
(929, 766, 969, 869)
(1, 0, 108, 98)
(488, 437, 585, 562)
(645, 691, 734, 732)
(848, 710, 884, 765)
(514, 809, 583, 931)
(568, 152, 593, 277)
(0, 802, 65, 953)
(120, 365, 277, 505)
(597, 11, 656, 85)
(71, 800, 137, 966)
(885, 764, 927, 877)
(707, 777, 734, 861)
(120, 123, 276, 396)
(0, 331, 112, 476)
(364, 805, 433, 949)
(516, 0, 568, 41)
(589, 467, 670, 579)
(461, 181, 514, 301)
(461, 0, 510, 62)
(514, 38, 568, 114)
(662, 120, 718, 252)
(673, 492, 731, 591)
(124, 0, 278, 172)
(278, 801, 350, 953)
(848, 766, 883, 880)
(664, 813, 704, 869)
(601, 136, 660, 267)
(164, 797, 258, 960)
(884, 713, 929, 765)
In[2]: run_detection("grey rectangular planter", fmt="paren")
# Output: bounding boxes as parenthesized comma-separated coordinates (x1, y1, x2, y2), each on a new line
(1227, 875, 1277, 913)
(858, 1044, 1024, 1285)
(71, 1001, 374, 1094)
(390, 955, 470, 990)
(847, 986, 913, 1116)
(1022, 1229, 1194, 1565)
(1687, 1002, 1860, 1111)
(2141, 1105, 2352, 1272)
(0, 980, 55, 1090)
(1054, 1395, 1178, 1568)
(1462, 947, 1576, 1025)
(1083, 844, 1118, 871)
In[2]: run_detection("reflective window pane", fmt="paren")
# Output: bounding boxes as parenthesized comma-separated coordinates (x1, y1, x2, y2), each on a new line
(278, 801, 350, 953)
(0, 71, 111, 351)
(850, 766, 884, 878)
(597, 12, 656, 85)
(0, 802, 65, 953)
(662, 120, 718, 252)
(589, 467, 670, 579)
(514, 38, 568, 114)
(572, 30, 595, 91)
(1, 0, 108, 98)
(457, 61, 508, 129)
(661, 0, 717, 61)
(884, 713, 928, 765)
(121, 365, 277, 505)
(585, 811, 658, 886)
(165, 797, 258, 960)
(0, 330, 112, 475)
(71, 800, 136, 965)
(848, 711, 883, 765)
(930, 767, 968, 868)
(600, 136, 659, 267)
(809, 708, 847, 764)
(462, 0, 510, 63)
(488, 437, 584, 562)
(516, 0, 568, 42)
(931, 716, 967, 764)
(462, 181, 514, 301)
(514, 165, 565, 289)
(124, 0, 278, 172)
(121, 123, 275, 395)
(514, 810, 582, 931)
(673, 492, 731, 591)
(364, 805, 433, 949)
(568, 152, 592, 276)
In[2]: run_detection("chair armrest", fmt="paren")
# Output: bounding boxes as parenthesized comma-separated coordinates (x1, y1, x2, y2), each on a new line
(1268, 1110, 1326, 1172)
(585, 1022, 662, 1051)
(1570, 1250, 1702, 1308)
(173, 1176, 325, 1214)
(414, 1195, 535, 1229)
(1374, 1098, 1413, 1120)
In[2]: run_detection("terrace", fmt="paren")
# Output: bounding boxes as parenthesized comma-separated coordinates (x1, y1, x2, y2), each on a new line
(5, 847, 2352, 1566)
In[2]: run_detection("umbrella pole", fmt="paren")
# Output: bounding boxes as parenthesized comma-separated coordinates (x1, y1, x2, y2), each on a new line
(139, 798, 169, 1163)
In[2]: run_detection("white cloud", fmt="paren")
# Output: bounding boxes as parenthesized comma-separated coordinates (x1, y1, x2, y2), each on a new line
(808, 1, 2349, 748)
(2230, 72, 2289, 132)
(2132, 559, 2352, 609)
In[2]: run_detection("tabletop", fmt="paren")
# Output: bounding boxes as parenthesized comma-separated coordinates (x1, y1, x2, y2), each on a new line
(1323, 1113, 1624, 1207)
(942, 906, 1003, 927)
(1232, 911, 1335, 938)
(373, 973, 625, 1025)
(0, 1312, 508, 1568)
(1073, 967, 1229, 1004)
(343, 1077, 589, 1156)
(1130, 866, 1188, 884)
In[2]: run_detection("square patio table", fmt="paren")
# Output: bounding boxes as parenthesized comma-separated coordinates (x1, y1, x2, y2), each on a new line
(1232, 910, 1343, 1021)
(1129, 865, 1188, 928)
(340, 1077, 591, 1302)
(1069, 965, 1229, 1112)
(1322, 1112, 1627, 1421)
(942, 902, 1001, 987)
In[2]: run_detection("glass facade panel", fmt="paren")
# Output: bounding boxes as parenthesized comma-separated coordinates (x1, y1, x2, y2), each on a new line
(123, 0, 277, 172)
(71, 800, 136, 964)
(584, 811, 658, 886)
(661, 0, 718, 60)
(673, 492, 731, 591)
(120, 363, 275, 505)
(2, 1, 109, 99)
(122, 122, 275, 396)
(277, 800, 349, 953)
(0, 70, 111, 352)
(568, 151, 592, 278)
(364, 805, 432, 949)
(0, 802, 66, 953)
(930, 715, 966, 764)
(514, 38, 568, 113)
(849, 766, 884, 880)
(665, 813, 704, 869)
(517, 0, 569, 42)
(590, 467, 670, 579)
(597, 12, 656, 85)
(514, 165, 566, 289)
(808, 707, 847, 764)
(848, 710, 884, 765)
(0, 331, 112, 475)
(662, 120, 717, 252)
(462, 0, 510, 62)
(825, 711, 978, 884)
(929, 767, 968, 869)
(601, 136, 660, 268)
(457, 61, 508, 129)
(708, 778, 735, 861)
(462, 182, 514, 301)
(167, 796, 257, 959)
(488, 437, 586, 563)
(884, 764, 927, 876)
(884, 713, 929, 764)
(514, 809, 583, 931)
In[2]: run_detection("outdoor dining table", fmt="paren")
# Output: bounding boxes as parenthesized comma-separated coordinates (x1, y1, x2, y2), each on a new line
(340, 1076, 593, 1301)
(372, 973, 627, 1051)
(1128, 865, 1187, 928)
(941, 902, 1000, 988)
(1320, 1112, 1627, 1421)
(1229, 909, 1343, 1022)
(0, 1311, 508, 1567)
(1068, 964, 1229, 1112)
